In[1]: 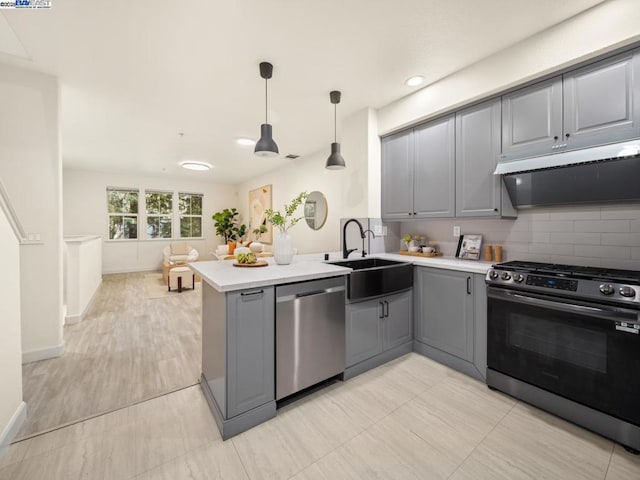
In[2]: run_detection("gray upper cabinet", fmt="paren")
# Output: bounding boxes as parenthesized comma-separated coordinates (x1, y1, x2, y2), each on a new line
(381, 129, 413, 220)
(501, 47, 640, 163)
(381, 115, 455, 219)
(226, 287, 275, 418)
(415, 267, 474, 362)
(563, 50, 640, 149)
(456, 99, 515, 218)
(501, 77, 563, 162)
(413, 115, 456, 218)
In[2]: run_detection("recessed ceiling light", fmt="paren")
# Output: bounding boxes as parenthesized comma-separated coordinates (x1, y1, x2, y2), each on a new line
(405, 75, 424, 87)
(180, 161, 212, 171)
(236, 137, 256, 146)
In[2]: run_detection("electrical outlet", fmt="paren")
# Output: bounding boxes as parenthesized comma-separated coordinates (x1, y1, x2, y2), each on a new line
(373, 225, 383, 236)
(453, 226, 461, 237)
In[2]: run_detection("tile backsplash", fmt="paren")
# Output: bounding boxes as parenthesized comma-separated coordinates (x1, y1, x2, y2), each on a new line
(395, 204, 640, 269)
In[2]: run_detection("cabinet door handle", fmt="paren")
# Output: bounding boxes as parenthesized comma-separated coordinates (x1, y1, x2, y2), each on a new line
(379, 302, 384, 319)
(553, 135, 558, 141)
(384, 300, 389, 318)
(241, 289, 264, 298)
(466, 277, 471, 295)
(565, 133, 570, 138)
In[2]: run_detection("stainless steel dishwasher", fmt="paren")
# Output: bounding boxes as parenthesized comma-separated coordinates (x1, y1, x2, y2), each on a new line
(275, 276, 346, 400)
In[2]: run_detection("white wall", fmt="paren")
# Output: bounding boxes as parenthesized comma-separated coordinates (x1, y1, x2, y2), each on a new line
(63, 169, 237, 273)
(0, 62, 64, 363)
(378, 0, 640, 134)
(64, 235, 102, 324)
(0, 204, 25, 454)
(237, 108, 375, 254)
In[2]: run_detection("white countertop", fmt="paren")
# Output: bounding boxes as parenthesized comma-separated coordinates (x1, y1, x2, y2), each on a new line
(189, 255, 351, 292)
(190, 251, 492, 293)
(376, 253, 493, 274)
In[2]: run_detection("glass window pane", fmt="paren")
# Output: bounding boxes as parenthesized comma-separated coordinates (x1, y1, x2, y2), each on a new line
(180, 217, 202, 238)
(147, 216, 172, 239)
(109, 215, 137, 239)
(179, 193, 203, 215)
(108, 190, 138, 214)
(146, 192, 172, 214)
(192, 195, 202, 215)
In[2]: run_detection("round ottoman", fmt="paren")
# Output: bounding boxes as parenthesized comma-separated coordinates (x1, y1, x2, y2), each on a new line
(168, 266, 194, 293)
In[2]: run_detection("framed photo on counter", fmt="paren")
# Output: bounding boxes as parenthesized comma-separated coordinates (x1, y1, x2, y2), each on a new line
(456, 234, 483, 260)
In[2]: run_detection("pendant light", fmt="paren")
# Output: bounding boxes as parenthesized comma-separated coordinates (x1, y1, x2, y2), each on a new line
(254, 62, 279, 157)
(325, 90, 346, 170)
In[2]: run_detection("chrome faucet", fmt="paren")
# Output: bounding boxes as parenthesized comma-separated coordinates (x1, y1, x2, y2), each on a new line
(343, 219, 376, 259)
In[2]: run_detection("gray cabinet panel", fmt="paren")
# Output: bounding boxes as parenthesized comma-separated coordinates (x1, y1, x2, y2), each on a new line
(473, 274, 487, 379)
(201, 282, 227, 416)
(383, 290, 412, 350)
(346, 298, 383, 367)
(381, 129, 413, 219)
(413, 115, 456, 218)
(501, 77, 563, 161)
(456, 99, 502, 217)
(415, 267, 474, 362)
(563, 50, 640, 149)
(226, 287, 275, 418)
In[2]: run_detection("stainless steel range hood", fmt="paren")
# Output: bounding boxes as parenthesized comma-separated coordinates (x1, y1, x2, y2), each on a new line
(494, 140, 640, 207)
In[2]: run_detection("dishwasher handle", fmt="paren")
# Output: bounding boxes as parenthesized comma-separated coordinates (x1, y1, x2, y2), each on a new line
(276, 285, 345, 303)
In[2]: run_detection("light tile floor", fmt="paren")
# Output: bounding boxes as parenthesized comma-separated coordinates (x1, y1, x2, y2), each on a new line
(2, 353, 639, 479)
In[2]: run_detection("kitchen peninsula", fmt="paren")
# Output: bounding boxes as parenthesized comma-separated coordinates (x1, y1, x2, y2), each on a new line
(189, 257, 351, 440)
(190, 253, 492, 440)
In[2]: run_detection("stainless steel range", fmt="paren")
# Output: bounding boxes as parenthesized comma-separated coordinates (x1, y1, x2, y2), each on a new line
(485, 261, 640, 453)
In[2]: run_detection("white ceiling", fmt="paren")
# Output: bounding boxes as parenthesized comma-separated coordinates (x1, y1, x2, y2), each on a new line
(0, 0, 604, 184)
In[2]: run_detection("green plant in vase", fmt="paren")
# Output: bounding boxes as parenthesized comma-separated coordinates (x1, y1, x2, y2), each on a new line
(212, 208, 247, 243)
(265, 192, 308, 264)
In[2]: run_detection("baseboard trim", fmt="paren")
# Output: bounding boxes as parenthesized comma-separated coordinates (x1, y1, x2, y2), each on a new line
(103, 267, 160, 275)
(65, 278, 103, 325)
(22, 342, 65, 364)
(413, 340, 485, 381)
(343, 342, 413, 381)
(0, 401, 26, 455)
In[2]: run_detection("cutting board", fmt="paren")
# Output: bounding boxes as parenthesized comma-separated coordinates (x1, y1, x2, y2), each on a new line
(232, 260, 269, 268)
(398, 251, 443, 258)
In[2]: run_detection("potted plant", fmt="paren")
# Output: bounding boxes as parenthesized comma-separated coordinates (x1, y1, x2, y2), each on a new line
(249, 224, 268, 253)
(212, 208, 247, 254)
(264, 192, 308, 264)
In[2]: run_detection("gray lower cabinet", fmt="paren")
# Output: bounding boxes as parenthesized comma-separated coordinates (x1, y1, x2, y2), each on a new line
(414, 266, 487, 380)
(201, 283, 275, 439)
(346, 290, 413, 370)
(455, 99, 516, 218)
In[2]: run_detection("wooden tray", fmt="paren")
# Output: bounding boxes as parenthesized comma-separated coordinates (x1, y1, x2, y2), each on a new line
(222, 252, 273, 260)
(398, 251, 443, 258)
(232, 260, 269, 268)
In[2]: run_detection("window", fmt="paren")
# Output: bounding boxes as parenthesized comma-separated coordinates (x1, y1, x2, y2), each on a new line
(107, 188, 139, 239)
(179, 193, 203, 238)
(145, 191, 173, 239)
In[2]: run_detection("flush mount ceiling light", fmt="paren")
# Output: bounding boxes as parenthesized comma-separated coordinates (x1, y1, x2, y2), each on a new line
(405, 75, 424, 87)
(254, 61, 279, 157)
(180, 161, 212, 171)
(325, 90, 346, 170)
(236, 137, 256, 146)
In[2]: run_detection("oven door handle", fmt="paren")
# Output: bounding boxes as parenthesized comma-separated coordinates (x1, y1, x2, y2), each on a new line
(488, 287, 639, 323)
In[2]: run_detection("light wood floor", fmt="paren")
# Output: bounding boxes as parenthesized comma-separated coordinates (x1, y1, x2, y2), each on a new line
(17, 272, 201, 439)
(2, 354, 639, 479)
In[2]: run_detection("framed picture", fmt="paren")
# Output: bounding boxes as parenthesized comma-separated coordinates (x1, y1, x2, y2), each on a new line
(248, 185, 273, 244)
(456, 234, 483, 260)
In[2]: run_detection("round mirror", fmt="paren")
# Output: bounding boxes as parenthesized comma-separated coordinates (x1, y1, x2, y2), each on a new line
(304, 191, 328, 230)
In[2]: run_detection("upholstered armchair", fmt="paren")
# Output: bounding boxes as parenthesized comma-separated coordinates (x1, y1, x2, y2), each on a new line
(163, 242, 199, 264)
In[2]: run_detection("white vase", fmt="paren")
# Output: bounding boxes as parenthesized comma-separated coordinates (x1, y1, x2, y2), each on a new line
(273, 232, 294, 265)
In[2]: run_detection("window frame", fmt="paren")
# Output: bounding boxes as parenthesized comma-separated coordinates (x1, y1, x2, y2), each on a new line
(178, 192, 204, 239)
(145, 190, 174, 240)
(106, 187, 140, 241)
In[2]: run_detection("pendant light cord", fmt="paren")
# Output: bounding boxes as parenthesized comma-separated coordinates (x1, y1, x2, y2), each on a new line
(265, 78, 268, 123)
(334, 103, 337, 142)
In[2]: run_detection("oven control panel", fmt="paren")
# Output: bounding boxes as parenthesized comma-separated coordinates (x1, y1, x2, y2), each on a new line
(526, 275, 578, 291)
